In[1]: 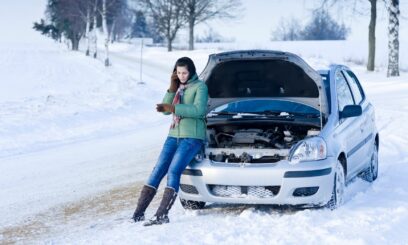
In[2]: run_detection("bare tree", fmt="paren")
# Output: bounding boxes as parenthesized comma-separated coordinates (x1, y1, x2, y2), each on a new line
(91, 0, 99, 58)
(386, 0, 400, 77)
(102, 0, 110, 66)
(367, 0, 377, 71)
(321, 0, 378, 71)
(110, 7, 132, 42)
(182, 0, 242, 50)
(99, 0, 128, 66)
(271, 17, 302, 41)
(141, 0, 186, 52)
(302, 9, 349, 40)
(83, 0, 95, 56)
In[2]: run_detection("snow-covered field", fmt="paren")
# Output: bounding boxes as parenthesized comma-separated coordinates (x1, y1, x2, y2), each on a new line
(2, 22, 408, 245)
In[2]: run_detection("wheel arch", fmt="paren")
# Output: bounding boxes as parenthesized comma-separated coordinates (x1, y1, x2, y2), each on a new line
(375, 134, 379, 150)
(337, 152, 347, 177)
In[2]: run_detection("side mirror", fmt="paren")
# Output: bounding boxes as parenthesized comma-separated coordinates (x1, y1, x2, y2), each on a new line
(340, 105, 362, 119)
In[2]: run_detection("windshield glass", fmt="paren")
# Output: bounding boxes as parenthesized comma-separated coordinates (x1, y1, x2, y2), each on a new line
(209, 99, 320, 116)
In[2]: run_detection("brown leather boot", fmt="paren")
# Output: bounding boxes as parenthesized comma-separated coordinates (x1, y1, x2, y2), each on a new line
(132, 185, 156, 222)
(143, 187, 177, 226)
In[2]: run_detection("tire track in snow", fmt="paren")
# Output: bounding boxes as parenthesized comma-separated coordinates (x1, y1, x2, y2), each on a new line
(0, 181, 153, 244)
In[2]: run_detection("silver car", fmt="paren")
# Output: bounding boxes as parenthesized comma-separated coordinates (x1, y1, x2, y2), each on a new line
(179, 50, 379, 210)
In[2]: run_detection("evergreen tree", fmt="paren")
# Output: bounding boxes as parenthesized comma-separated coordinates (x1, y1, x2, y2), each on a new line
(130, 10, 150, 38)
(33, 19, 61, 41)
(33, 0, 87, 50)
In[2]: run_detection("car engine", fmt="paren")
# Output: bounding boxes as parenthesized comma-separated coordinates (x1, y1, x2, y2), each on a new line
(206, 125, 320, 163)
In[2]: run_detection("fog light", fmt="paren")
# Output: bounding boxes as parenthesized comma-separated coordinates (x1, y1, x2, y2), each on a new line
(293, 187, 319, 197)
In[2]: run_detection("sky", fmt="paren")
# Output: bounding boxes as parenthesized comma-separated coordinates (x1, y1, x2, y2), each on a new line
(0, 0, 47, 43)
(1, 0, 407, 44)
(193, 0, 408, 43)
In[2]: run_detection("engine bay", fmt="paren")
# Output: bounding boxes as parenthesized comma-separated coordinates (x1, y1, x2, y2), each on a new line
(206, 124, 320, 163)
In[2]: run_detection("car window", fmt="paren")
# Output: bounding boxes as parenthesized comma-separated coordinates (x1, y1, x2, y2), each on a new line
(319, 72, 331, 113)
(344, 70, 365, 104)
(335, 70, 354, 111)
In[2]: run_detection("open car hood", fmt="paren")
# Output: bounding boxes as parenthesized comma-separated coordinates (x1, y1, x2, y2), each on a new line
(200, 50, 328, 116)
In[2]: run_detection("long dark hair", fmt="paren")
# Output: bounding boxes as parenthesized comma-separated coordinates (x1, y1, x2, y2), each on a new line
(173, 57, 196, 81)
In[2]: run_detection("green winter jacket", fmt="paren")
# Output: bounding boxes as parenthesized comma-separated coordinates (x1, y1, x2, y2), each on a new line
(162, 74, 208, 140)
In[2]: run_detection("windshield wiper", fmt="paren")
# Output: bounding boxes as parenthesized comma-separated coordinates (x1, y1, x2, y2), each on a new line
(246, 110, 291, 117)
(246, 110, 321, 119)
(207, 111, 238, 117)
(289, 112, 321, 118)
(208, 110, 319, 120)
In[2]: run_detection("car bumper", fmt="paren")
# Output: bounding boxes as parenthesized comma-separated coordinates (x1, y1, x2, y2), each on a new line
(179, 157, 336, 206)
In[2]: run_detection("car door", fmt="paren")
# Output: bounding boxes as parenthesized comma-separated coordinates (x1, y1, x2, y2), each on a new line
(343, 69, 374, 169)
(334, 69, 366, 178)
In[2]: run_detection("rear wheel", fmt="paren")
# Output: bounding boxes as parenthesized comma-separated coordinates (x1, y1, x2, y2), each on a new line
(326, 160, 345, 210)
(180, 199, 206, 210)
(359, 143, 378, 182)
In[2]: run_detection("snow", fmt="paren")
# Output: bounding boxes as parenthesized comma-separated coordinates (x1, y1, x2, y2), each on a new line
(2, 4, 408, 245)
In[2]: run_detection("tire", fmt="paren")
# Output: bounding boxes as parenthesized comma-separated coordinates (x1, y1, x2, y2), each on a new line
(359, 143, 378, 182)
(180, 199, 206, 210)
(326, 160, 346, 210)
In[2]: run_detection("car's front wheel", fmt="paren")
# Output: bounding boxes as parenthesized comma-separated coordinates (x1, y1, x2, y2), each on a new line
(180, 199, 206, 210)
(325, 160, 345, 210)
(359, 142, 378, 182)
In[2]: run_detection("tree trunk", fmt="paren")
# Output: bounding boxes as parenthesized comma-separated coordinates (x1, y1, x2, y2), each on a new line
(85, 9, 91, 56)
(110, 20, 116, 44)
(387, 0, 400, 77)
(367, 0, 376, 71)
(92, 26, 98, 59)
(71, 36, 79, 51)
(188, 17, 194, 50)
(92, 0, 98, 58)
(102, 0, 110, 66)
(167, 37, 172, 52)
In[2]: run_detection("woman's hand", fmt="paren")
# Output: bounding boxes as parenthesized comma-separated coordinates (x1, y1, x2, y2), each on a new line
(156, 103, 175, 113)
(169, 72, 179, 92)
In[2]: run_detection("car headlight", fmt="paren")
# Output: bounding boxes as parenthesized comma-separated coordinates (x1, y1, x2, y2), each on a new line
(289, 137, 327, 164)
(194, 152, 205, 162)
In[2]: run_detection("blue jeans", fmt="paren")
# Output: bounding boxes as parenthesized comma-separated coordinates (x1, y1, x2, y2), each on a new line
(146, 137, 203, 192)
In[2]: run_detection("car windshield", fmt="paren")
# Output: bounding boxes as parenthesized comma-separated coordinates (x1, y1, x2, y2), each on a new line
(208, 99, 320, 117)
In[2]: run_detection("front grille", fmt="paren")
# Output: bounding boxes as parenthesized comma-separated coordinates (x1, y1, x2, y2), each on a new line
(208, 185, 280, 198)
(180, 184, 199, 194)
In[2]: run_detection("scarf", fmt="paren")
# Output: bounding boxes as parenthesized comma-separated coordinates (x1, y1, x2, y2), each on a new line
(170, 83, 189, 129)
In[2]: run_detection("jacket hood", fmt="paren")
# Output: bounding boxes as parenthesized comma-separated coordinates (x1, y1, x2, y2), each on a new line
(199, 50, 328, 116)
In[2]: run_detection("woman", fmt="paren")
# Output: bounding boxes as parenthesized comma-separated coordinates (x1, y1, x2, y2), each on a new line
(132, 57, 208, 226)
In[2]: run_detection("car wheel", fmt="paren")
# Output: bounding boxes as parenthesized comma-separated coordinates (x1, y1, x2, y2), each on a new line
(325, 160, 345, 210)
(180, 199, 206, 210)
(359, 143, 378, 182)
